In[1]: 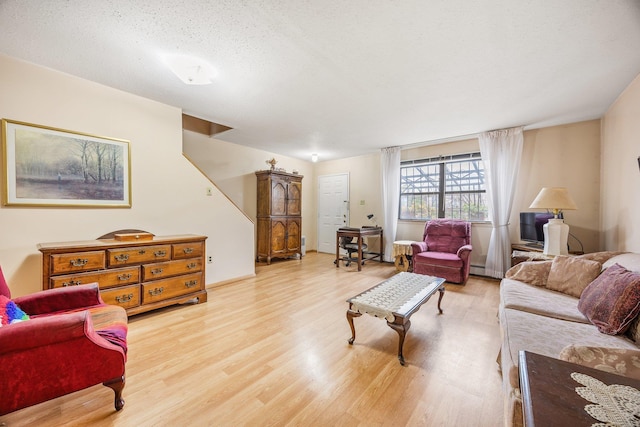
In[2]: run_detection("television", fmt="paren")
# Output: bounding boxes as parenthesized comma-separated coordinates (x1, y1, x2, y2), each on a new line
(519, 212, 560, 248)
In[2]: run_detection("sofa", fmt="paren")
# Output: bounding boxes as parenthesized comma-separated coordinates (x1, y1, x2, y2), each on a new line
(498, 251, 640, 427)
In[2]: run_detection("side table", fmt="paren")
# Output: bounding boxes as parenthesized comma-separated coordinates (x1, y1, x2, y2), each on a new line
(519, 350, 640, 426)
(392, 240, 414, 272)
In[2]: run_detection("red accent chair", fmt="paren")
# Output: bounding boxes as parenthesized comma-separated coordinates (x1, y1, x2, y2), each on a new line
(411, 219, 473, 284)
(0, 266, 127, 415)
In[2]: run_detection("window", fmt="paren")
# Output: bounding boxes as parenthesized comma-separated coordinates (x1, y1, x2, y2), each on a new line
(399, 152, 488, 221)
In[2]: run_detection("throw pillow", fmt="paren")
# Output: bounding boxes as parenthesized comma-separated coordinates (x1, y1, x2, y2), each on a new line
(578, 263, 640, 335)
(546, 256, 602, 298)
(0, 294, 30, 326)
(504, 260, 552, 287)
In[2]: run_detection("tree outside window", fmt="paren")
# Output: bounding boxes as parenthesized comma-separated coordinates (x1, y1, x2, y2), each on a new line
(399, 153, 488, 221)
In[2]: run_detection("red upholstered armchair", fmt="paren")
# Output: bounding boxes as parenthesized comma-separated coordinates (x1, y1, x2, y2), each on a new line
(411, 219, 472, 284)
(0, 267, 127, 415)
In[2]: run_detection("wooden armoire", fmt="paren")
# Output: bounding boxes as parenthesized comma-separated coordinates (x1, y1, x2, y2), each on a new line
(255, 170, 303, 264)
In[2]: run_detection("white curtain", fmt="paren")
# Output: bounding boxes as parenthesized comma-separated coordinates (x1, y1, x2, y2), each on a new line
(381, 146, 401, 262)
(479, 127, 523, 278)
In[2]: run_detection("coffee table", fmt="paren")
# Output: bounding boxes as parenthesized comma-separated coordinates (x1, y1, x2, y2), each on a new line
(346, 272, 445, 365)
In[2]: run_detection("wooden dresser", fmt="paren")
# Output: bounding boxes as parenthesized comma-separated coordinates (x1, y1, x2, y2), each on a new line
(38, 234, 207, 315)
(255, 170, 303, 264)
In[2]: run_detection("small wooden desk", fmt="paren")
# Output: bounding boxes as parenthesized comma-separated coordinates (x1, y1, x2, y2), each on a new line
(335, 226, 383, 271)
(519, 350, 640, 426)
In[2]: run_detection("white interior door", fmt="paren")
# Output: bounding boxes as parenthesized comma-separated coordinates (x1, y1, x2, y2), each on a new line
(317, 173, 349, 253)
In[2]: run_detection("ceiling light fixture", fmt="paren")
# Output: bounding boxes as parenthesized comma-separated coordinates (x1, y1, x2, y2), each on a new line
(311, 153, 318, 163)
(165, 55, 216, 85)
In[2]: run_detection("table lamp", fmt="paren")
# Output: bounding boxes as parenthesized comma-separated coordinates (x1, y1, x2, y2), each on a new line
(528, 187, 577, 256)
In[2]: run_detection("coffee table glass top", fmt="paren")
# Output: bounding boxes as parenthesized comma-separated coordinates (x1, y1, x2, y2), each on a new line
(347, 272, 445, 321)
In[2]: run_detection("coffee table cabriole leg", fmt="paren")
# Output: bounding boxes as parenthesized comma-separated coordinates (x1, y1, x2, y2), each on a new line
(437, 285, 445, 313)
(387, 318, 411, 365)
(346, 307, 362, 345)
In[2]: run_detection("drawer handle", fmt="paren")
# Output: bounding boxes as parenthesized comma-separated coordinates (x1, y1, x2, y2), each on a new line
(184, 280, 198, 288)
(151, 268, 164, 275)
(117, 273, 132, 281)
(116, 293, 134, 303)
(62, 279, 82, 287)
(114, 254, 130, 262)
(186, 262, 197, 269)
(148, 287, 164, 296)
(70, 258, 88, 267)
(183, 248, 194, 254)
(154, 250, 167, 257)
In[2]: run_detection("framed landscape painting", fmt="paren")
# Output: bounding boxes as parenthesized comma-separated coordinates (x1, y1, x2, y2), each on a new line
(1, 119, 131, 207)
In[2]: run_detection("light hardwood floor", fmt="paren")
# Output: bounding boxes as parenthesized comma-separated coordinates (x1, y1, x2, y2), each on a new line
(1, 253, 504, 427)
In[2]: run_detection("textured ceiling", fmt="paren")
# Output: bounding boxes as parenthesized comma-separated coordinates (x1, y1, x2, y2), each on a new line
(1, 1, 640, 161)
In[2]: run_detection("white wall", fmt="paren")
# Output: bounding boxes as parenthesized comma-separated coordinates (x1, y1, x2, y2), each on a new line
(314, 153, 383, 250)
(601, 73, 640, 252)
(511, 120, 601, 254)
(182, 130, 317, 253)
(313, 121, 602, 273)
(0, 54, 254, 296)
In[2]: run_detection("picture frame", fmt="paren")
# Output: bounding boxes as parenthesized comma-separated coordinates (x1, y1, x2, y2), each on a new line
(1, 119, 131, 207)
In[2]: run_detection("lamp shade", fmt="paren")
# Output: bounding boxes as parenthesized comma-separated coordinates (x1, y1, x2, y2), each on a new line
(529, 187, 577, 216)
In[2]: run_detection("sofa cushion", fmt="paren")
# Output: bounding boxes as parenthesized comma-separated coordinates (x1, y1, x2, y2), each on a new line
(578, 263, 640, 335)
(546, 256, 602, 298)
(500, 278, 588, 324)
(413, 251, 463, 268)
(499, 308, 638, 391)
(559, 345, 640, 380)
(627, 316, 640, 343)
(578, 251, 627, 265)
(505, 260, 552, 287)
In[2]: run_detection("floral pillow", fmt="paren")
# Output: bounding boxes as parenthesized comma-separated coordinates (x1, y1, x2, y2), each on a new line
(505, 260, 553, 287)
(546, 256, 602, 298)
(0, 294, 29, 326)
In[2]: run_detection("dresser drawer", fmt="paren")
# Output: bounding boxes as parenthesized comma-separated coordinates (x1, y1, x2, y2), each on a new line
(172, 242, 205, 260)
(142, 258, 202, 281)
(142, 273, 203, 304)
(100, 284, 141, 309)
(107, 245, 171, 266)
(50, 251, 105, 274)
(49, 266, 140, 289)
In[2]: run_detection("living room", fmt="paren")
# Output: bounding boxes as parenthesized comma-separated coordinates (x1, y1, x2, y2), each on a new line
(3, 52, 638, 294)
(1, 2, 640, 426)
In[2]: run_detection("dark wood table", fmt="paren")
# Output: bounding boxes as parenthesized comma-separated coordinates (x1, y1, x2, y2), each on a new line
(346, 272, 445, 365)
(335, 226, 383, 271)
(519, 350, 640, 426)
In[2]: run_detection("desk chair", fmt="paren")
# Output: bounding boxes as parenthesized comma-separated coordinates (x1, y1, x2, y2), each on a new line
(338, 236, 368, 267)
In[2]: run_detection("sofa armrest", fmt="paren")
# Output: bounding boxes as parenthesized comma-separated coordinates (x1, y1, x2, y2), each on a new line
(559, 345, 640, 381)
(457, 244, 472, 259)
(411, 242, 428, 255)
(13, 283, 104, 315)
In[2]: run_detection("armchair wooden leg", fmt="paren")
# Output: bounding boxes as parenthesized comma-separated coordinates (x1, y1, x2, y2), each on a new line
(103, 376, 126, 411)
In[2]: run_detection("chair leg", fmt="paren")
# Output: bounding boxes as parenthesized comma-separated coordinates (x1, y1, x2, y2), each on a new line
(103, 376, 126, 411)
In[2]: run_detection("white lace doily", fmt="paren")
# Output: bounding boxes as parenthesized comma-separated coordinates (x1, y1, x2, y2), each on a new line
(571, 372, 640, 426)
(350, 273, 440, 322)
